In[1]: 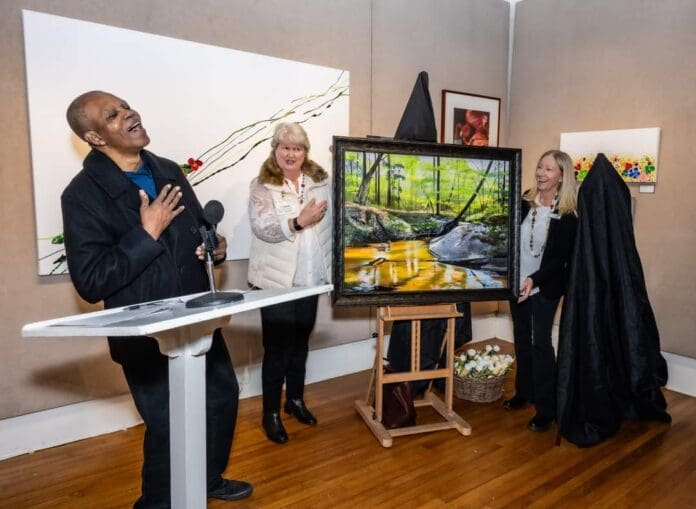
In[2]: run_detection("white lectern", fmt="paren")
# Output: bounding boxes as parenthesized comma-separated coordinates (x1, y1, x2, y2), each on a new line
(22, 284, 332, 509)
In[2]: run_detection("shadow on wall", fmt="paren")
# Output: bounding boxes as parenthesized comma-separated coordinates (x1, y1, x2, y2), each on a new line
(31, 352, 127, 399)
(222, 301, 374, 369)
(222, 323, 264, 367)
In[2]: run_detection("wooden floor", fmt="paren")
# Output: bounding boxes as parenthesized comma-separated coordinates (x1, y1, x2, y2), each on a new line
(1, 349, 695, 508)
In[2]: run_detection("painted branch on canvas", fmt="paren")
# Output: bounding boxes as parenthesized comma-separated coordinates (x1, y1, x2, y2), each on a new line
(23, 10, 349, 275)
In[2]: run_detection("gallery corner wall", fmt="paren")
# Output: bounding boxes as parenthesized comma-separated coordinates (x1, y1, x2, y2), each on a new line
(508, 0, 696, 358)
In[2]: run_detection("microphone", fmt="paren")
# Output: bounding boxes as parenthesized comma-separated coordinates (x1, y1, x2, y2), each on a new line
(203, 199, 224, 226)
(185, 200, 244, 308)
(201, 200, 224, 255)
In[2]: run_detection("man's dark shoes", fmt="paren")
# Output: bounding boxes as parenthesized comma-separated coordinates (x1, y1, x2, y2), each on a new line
(284, 398, 317, 425)
(262, 412, 288, 444)
(527, 415, 553, 432)
(503, 394, 529, 410)
(208, 479, 253, 501)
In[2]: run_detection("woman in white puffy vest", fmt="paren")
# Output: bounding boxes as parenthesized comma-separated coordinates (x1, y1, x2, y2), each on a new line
(247, 122, 332, 444)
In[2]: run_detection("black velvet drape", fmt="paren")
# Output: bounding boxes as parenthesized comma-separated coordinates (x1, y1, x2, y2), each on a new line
(393, 71, 438, 143)
(556, 153, 670, 447)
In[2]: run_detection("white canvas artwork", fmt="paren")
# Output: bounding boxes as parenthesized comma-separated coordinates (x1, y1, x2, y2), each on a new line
(23, 10, 349, 275)
(560, 127, 660, 184)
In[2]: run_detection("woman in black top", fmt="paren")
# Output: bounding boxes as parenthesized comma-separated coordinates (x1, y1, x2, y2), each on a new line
(503, 149, 578, 432)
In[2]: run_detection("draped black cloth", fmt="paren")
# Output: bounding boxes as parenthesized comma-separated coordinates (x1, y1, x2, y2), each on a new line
(393, 71, 438, 142)
(557, 153, 670, 447)
(387, 71, 472, 390)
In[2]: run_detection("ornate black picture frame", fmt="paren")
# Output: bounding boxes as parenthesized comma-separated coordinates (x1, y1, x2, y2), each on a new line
(332, 136, 521, 306)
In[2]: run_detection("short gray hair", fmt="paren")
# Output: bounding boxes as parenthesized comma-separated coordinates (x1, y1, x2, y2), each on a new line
(66, 90, 106, 139)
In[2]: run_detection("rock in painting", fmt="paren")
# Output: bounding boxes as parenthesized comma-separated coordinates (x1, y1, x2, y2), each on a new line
(428, 223, 493, 264)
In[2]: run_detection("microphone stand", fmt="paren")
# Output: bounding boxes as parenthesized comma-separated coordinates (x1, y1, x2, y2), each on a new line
(204, 249, 217, 294)
(186, 227, 244, 308)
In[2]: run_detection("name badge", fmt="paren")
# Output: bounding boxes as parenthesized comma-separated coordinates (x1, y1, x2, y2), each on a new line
(274, 195, 299, 216)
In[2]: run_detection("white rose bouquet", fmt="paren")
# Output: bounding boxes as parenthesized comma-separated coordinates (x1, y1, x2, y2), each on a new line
(453, 344, 514, 380)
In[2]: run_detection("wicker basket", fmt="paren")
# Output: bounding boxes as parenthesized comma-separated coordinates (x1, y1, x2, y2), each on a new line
(454, 373, 509, 403)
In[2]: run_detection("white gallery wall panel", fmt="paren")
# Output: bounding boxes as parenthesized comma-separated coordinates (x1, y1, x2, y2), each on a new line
(23, 10, 349, 274)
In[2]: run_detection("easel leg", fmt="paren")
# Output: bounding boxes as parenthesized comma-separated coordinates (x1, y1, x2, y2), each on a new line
(355, 304, 472, 447)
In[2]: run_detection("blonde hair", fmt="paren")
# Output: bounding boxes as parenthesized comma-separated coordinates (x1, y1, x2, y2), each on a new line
(270, 122, 310, 152)
(523, 149, 577, 216)
(258, 122, 327, 185)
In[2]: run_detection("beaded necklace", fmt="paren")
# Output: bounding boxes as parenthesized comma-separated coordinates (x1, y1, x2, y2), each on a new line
(529, 194, 558, 258)
(284, 174, 305, 204)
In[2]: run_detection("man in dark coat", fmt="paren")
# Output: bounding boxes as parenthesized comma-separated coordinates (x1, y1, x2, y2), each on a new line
(61, 91, 252, 507)
(556, 153, 670, 447)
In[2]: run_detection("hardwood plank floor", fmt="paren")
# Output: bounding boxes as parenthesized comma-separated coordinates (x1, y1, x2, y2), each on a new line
(1, 344, 694, 508)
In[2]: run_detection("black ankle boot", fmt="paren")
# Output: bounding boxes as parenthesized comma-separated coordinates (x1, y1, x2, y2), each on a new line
(284, 399, 317, 425)
(527, 414, 554, 432)
(503, 394, 529, 410)
(262, 412, 288, 444)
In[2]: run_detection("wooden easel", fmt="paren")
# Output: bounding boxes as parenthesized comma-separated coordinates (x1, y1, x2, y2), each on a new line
(355, 304, 472, 447)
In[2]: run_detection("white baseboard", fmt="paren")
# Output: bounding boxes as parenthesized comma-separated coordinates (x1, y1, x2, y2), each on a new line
(0, 337, 378, 461)
(237, 313, 508, 398)
(663, 352, 696, 397)
(494, 314, 695, 396)
(1, 314, 693, 460)
(494, 314, 515, 343)
(471, 313, 501, 343)
(237, 337, 377, 399)
(0, 394, 142, 461)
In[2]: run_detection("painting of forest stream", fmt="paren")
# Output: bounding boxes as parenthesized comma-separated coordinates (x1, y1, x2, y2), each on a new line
(333, 137, 521, 306)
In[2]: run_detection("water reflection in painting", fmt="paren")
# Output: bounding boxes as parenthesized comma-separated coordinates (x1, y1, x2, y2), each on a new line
(345, 240, 505, 293)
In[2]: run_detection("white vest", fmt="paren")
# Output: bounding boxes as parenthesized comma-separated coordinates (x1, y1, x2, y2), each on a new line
(248, 178, 333, 289)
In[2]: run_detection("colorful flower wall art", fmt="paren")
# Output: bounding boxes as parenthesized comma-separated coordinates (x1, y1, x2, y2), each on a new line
(560, 127, 660, 183)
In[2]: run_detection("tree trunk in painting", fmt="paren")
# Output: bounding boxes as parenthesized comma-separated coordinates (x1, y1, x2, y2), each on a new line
(355, 153, 384, 205)
(440, 159, 495, 234)
(435, 156, 441, 216)
(386, 154, 392, 208)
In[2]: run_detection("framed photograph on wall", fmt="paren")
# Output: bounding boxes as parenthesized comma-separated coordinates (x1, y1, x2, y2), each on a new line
(332, 136, 521, 306)
(441, 90, 501, 147)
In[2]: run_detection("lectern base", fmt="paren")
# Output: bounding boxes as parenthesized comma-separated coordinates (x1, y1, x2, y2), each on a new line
(186, 291, 244, 308)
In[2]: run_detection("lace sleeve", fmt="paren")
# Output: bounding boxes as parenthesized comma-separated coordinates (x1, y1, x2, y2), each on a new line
(248, 179, 292, 243)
